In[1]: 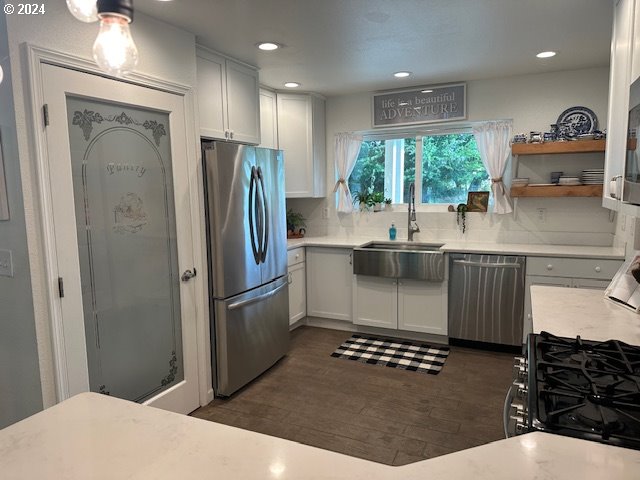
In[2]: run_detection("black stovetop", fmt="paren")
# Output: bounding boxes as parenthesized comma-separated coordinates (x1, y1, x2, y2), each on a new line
(528, 331, 640, 450)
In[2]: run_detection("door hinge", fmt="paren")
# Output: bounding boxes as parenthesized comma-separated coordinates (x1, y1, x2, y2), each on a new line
(57, 277, 64, 298)
(43, 104, 50, 127)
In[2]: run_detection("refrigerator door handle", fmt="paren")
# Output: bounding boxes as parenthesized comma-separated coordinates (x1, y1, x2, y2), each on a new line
(248, 166, 260, 265)
(257, 167, 269, 263)
(227, 281, 288, 311)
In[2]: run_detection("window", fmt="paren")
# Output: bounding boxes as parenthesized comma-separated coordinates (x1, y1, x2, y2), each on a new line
(348, 132, 489, 205)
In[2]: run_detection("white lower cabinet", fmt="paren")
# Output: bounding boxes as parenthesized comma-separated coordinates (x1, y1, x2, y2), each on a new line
(353, 276, 398, 329)
(354, 275, 447, 335)
(398, 279, 447, 335)
(306, 247, 353, 321)
(288, 263, 306, 325)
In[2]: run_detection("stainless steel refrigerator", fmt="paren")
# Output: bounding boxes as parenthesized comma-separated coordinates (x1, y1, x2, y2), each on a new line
(202, 141, 289, 397)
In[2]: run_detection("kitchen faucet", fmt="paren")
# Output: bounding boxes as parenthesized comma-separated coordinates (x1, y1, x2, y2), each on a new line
(408, 183, 420, 241)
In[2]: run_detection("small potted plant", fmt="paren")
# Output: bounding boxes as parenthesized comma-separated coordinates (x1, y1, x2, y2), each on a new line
(384, 198, 392, 211)
(286, 209, 306, 238)
(353, 191, 372, 211)
(371, 192, 385, 212)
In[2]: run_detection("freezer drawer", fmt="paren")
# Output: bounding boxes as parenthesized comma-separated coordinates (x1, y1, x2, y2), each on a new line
(212, 277, 289, 396)
(448, 254, 525, 346)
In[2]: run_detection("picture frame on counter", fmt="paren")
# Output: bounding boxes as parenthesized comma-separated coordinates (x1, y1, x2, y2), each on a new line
(371, 82, 467, 128)
(0, 130, 9, 221)
(467, 191, 490, 212)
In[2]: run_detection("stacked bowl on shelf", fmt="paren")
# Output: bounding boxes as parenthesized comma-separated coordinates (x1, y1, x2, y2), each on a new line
(558, 176, 581, 186)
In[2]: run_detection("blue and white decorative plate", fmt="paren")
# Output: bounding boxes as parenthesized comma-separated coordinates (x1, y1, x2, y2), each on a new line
(557, 106, 598, 134)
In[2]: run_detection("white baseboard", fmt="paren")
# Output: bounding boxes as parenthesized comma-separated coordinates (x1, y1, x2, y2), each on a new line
(303, 316, 449, 346)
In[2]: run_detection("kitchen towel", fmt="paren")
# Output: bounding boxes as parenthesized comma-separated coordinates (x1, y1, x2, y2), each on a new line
(331, 334, 449, 375)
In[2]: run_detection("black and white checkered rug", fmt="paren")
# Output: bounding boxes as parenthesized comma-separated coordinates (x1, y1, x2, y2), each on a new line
(331, 334, 450, 375)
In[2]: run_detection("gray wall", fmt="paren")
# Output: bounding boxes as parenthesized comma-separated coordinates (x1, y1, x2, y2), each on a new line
(0, 14, 43, 428)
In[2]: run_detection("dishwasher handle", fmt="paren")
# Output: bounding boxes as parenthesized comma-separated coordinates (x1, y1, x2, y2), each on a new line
(453, 260, 522, 269)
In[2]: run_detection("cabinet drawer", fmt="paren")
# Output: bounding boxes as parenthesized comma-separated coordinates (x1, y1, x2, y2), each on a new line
(526, 257, 623, 280)
(287, 247, 305, 267)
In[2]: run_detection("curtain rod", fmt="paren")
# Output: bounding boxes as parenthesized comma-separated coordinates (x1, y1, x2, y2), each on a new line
(350, 118, 513, 140)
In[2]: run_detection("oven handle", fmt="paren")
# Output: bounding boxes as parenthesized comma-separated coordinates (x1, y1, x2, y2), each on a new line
(503, 384, 515, 439)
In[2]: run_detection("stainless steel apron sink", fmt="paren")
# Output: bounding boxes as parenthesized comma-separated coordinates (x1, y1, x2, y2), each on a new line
(352, 241, 445, 281)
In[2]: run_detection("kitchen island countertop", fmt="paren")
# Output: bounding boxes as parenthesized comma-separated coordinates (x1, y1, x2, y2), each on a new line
(1, 392, 639, 479)
(531, 285, 640, 344)
(287, 236, 625, 259)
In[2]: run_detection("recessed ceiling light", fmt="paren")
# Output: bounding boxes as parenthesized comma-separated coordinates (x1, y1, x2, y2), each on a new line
(284, 82, 301, 88)
(536, 51, 557, 59)
(421, 89, 433, 93)
(258, 42, 280, 51)
(394, 71, 411, 78)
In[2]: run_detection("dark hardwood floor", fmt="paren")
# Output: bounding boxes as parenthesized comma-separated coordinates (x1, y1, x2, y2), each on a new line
(191, 326, 514, 466)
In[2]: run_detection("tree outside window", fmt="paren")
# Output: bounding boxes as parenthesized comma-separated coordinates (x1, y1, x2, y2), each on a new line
(348, 133, 489, 206)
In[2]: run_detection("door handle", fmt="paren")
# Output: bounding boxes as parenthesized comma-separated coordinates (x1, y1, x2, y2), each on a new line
(453, 260, 521, 269)
(257, 167, 269, 263)
(248, 166, 260, 265)
(181, 268, 197, 282)
(227, 281, 287, 310)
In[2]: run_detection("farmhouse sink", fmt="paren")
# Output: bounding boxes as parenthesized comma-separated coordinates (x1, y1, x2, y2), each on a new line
(352, 241, 445, 281)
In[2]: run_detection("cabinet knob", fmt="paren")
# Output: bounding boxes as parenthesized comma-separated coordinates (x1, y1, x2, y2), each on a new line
(595, 266, 602, 273)
(546, 264, 553, 271)
(230, 131, 234, 139)
(398, 281, 403, 286)
(295, 254, 300, 259)
(224, 130, 229, 139)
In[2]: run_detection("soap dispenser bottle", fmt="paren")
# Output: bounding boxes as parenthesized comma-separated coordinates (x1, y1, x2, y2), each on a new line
(389, 223, 397, 240)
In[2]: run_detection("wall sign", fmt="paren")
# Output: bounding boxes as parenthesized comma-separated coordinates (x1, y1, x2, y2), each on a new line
(372, 83, 467, 128)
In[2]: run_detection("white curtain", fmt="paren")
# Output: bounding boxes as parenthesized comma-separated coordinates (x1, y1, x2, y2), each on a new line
(333, 133, 363, 213)
(472, 121, 513, 214)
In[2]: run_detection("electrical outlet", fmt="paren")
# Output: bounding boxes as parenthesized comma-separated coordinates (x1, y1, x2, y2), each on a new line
(322, 207, 329, 220)
(0, 249, 13, 277)
(536, 208, 547, 223)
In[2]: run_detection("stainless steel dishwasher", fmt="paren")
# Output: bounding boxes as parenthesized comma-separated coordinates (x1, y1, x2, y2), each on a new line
(448, 253, 525, 347)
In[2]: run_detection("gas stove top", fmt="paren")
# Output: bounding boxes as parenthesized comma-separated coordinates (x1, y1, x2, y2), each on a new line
(524, 332, 640, 449)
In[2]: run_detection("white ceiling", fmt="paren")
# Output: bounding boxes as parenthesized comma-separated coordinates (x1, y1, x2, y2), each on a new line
(135, 0, 613, 97)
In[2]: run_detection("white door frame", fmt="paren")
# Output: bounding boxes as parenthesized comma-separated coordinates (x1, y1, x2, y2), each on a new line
(24, 44, 213, 408)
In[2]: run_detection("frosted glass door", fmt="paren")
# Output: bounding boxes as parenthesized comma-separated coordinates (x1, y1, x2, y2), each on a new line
(66, 97, 183, 402)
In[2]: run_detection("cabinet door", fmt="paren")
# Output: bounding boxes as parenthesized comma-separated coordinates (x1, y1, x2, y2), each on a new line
(398, 280, 447, 335)
(604, 0, 635, 208)
(288, 263, 306, 325)
(259, 89, 278, 149)
(225, 60, 260, 145)
(353, 276, 398, 329)
(196, 52, 227, 140)
(277, 94, 313, 197)
(306, 247, 352, 321)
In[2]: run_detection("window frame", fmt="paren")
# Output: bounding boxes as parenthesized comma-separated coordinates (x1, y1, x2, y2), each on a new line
(356, 123, 487, 211)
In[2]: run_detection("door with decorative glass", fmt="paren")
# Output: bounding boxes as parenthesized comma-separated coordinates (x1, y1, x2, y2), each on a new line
(41, 63, 200, 414)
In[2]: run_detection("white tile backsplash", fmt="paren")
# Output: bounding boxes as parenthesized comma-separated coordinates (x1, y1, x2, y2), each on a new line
(289, 196, 616, 247)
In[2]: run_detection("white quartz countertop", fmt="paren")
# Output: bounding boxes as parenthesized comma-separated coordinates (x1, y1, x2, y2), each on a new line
(531, 285, 640, 344)
(1, 393, 639, 479)
(288, 236, 625, 259)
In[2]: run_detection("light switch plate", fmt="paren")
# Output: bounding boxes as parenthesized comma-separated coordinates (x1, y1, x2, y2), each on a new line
(0, 249, 14, 277)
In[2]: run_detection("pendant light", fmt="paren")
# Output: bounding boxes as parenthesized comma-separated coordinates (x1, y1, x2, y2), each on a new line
(66, 0, 99, 23)
(92, 0, 138, 76)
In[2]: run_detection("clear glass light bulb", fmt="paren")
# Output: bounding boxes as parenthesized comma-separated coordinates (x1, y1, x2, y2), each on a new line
(92, 15, 139, 76)
(66, 0, 99, 23)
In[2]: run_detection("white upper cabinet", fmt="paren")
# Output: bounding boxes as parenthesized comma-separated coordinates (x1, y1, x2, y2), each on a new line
(603, 0, 635, 210)
(277, 93, 326, 198)
(259, 89, 278, 149)
(196, 47, 260, 145)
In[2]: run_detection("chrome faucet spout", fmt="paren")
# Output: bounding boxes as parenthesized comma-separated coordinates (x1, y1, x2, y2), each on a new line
(408, 183, 420, 241)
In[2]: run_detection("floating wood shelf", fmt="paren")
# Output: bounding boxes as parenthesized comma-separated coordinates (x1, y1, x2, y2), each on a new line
(511, 139, 606, 155)
(511, 185, 603, 198)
